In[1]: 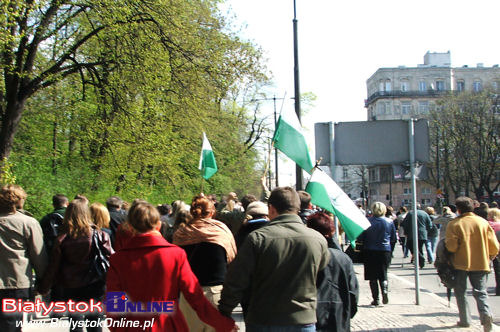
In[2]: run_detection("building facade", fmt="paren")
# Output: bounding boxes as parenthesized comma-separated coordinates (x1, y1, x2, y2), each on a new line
(364, 51, 500, 208)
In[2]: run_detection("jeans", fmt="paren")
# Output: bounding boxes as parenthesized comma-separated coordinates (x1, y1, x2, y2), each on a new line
(246, 323, 316, 332)
(454, 270, 492, 325)
(425, 236, 438, 263)
(0, 288, 30, 332)
(64, 281, 105, 332)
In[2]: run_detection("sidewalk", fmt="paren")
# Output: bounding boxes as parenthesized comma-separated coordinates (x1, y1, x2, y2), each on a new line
(351, 263, 498, 332)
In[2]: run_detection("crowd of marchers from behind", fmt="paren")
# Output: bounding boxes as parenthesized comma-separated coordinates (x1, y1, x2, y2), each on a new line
(0, 181, 499, 332)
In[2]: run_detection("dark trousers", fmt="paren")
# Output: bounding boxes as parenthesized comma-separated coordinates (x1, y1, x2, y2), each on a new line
(0, 288, 30, 332)
(406, 239, 427, 268)
(494, 256, 500, 295)
(64, 281, 105, 332)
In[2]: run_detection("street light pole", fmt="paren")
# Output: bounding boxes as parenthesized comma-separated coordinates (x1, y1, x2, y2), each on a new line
(293, 0, 303, 190)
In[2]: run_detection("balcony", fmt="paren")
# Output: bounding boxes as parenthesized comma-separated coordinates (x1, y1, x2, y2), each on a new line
(365, 90, 451, 106)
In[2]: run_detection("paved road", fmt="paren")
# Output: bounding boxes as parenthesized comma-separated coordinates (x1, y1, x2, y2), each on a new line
(387, 243, 500, 325)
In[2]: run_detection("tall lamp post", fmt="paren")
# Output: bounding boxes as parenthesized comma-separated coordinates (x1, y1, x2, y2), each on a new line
(293, 0, 303, 189)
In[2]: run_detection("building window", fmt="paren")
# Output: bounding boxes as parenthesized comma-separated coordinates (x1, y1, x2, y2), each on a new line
(385, 80, 392, 92)
(403, 188, 412, 195)
(422, 188, 431, 195)
(369, 169, 378, 182)
(456, 80, 465, 92)
(419, 81, 426, 92)
(402, 199, 410, 206)
(401, 81, 409, 92)
(343, 168, 348, 178)
(436, 80, 445, 91)
(402, 102, 411, 115)
(419, 101, 429, 114)
(379, 81, 384, 92)
(473, 80, 482, 92)
(421, 199, 431, 205)
(370, 189, 378, 196)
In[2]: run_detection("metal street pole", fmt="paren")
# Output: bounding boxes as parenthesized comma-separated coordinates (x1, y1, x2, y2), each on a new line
(293, 0, 303, 190)
(409, 119, 420, 305)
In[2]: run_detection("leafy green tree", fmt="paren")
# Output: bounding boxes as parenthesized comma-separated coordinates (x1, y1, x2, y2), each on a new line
(429, 90, 499, 201)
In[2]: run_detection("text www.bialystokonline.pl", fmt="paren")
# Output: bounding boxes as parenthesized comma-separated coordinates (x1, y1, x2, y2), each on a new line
(17, 317, 155, 331)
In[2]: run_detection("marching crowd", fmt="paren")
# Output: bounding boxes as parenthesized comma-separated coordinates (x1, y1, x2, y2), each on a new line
(0, 183, 499, 332)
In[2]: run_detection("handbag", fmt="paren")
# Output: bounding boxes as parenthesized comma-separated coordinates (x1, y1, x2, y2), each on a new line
(344, 240, 364, 263)
(88, 229, 110, 280)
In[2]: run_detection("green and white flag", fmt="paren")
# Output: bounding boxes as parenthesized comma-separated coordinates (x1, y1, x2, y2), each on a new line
(199, 132, 218, 180)
(306, 168, 371, 243)
(272, 108, 314, 174)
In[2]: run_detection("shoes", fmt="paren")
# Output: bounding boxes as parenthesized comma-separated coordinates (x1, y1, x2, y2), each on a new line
(457, 321, 470, 328)
(382, 293, 389, 304)
(482, 315, 493, 332)
(371, 299, 379, 306)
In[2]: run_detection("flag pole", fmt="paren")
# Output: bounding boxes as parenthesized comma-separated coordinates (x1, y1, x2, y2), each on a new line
(201, 174, 204, 194)
(263, 141, 274, 179)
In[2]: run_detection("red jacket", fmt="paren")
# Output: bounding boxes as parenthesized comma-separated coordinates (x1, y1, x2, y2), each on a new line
(106, 233, 235, 332)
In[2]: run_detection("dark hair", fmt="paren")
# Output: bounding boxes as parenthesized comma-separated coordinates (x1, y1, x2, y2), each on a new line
(306, 212, 334, 237)
(106, 196, 123, 210)
(240, 194, 257, 211)
(448, 204, 457, 213)
(52, 194, 68, 208)
(157, 204, 171, 216)
(297, 191, 312, 210)
(399, 206, 407, 213)
(474, 202, 489, 220)
(127, 201, 160, 233)
(268, 187, 300, 215)
(455, 197, 474, 214)
(191, 195, 215, 219)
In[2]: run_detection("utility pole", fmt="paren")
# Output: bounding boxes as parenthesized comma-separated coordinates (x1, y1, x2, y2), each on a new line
(293, 0, 303, 190)
(250, 96, 285, 188)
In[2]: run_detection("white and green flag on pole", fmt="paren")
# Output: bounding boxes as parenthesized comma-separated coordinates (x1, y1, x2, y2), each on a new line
(199, 132, 218, 180)
(306, 168, 371, 243)
(272, 108, 314, 174)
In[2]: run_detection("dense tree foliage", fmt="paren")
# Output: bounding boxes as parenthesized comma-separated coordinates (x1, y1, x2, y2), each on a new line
(428, 91, 499, 202)
(1, 0, 270, 217)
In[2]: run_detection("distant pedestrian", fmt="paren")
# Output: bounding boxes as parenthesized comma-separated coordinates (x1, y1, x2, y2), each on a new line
(90, 202, 112, 240)
(425, 207, 439, 264)
(234, 201, 269, 249)
(402, 204, 433, 268)
(106, 196, 127, 245)
(396, 206, 408, 257)
(445, 197, 499, 331)
(219, 186, 330, 331)
(487, 208, 500, 296)
(40, 194, 68, 255)
(434, 206, 456, 241)
(307, 212, 359, 332)
(358, 202, 397, 306)
(0, 185, 48, 332)
(298, 190, 315, 223)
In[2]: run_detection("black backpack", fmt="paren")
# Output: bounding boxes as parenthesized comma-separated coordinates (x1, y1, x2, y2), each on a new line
(41, 212, 64, 251)
(434, 239, 457, 289)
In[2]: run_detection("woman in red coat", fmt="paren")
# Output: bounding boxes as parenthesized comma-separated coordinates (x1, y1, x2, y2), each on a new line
(106, 201, 236, 332)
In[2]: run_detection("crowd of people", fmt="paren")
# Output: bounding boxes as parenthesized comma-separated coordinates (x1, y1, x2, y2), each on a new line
(0, 182, 499, 332)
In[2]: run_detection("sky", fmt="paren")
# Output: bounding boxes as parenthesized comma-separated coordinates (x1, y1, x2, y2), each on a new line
(219, 0, 500, 185)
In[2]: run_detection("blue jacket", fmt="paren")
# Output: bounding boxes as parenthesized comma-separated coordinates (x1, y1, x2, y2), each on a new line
(359, 217, 397, 252)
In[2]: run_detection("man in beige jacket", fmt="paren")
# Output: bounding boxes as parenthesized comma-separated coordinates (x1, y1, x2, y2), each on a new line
(445, 196, 499, 332)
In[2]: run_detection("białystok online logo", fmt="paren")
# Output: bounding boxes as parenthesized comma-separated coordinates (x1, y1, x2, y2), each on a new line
(2, 292, 175, 316)
(105, 292, 175, 313)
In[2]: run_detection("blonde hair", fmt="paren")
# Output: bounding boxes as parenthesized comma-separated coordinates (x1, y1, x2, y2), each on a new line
(371, 201, 387, 217)
(442, 206, 452, 215)
(0, 184, 27, 211)
(488, 208, 500, 222)
(425, 207, 435, 215)
(62, 199, 92, 238)
(90, 202, 110, 229)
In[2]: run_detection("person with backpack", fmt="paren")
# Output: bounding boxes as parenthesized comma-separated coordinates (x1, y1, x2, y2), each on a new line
(40, 194, 68, 254)
(39, 198, 113, 332)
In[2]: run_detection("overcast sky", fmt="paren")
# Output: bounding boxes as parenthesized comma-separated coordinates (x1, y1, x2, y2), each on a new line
(220, 0, 500, 184)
